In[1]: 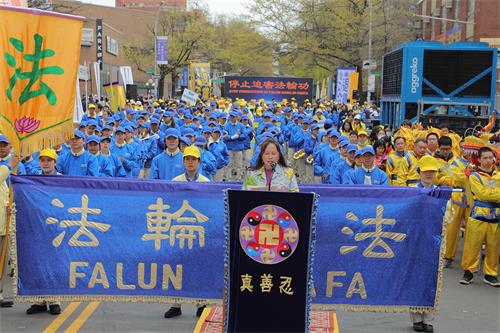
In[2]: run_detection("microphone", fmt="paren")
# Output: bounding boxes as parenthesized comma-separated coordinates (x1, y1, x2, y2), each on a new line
(270, 162, 277, 172)
(268, 162, 277, 191)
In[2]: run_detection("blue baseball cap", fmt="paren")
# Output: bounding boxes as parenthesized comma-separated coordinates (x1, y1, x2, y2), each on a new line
(87, 119, 98, 127)
(106, 119, 115, 125)
(311, 124, 320, 131)
(164, 128, 180, 139)
(139, 122, 150, 129)
(124, 125, 133, 133)
(302, 118, 312, 125)
(347, 144, 358, 153)
(354, 149, 363, 158)
(182, 128, 195, 137)
(85, 135, 101, 144)
(229, 111, 239, 118)
(79, 120, 88, 127)
(100, 136, 112, 142)
(151, 118, 160, 125)
(0, 135, 10, 144)
(73, 130, 86, 139)
(339, 139, 349, 148)
(114, 127, 126, 134)
(179, 136, 191, 146)
(194, 136, 207, 146)
(328, 130, 340, 138)
(202, 126, 212, 133)
(361, 146, 375, 156)
(212, 127, 223, 135)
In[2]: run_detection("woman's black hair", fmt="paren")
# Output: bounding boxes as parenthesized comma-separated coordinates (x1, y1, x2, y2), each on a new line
(252, 139, 288, 170)
(373, 139, 386, 154)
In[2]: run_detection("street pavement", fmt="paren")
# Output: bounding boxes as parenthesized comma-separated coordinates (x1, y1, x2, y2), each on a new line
(1, 247, 499, 333)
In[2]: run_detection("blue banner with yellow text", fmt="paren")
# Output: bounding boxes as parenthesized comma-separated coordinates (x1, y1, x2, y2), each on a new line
(11, 176, 450, 312)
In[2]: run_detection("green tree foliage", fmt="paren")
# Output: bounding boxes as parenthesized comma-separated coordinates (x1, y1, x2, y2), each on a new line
(249, 0, 416, 81)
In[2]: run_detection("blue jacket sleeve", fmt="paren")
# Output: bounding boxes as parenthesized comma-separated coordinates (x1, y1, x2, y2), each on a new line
(87, 155, 100, 177)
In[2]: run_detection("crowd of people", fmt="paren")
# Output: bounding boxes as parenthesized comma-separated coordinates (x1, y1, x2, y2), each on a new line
(0, 96, 498, 332)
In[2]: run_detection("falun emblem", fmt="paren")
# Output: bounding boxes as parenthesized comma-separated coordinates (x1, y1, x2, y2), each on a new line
(239, 205, 299, 265)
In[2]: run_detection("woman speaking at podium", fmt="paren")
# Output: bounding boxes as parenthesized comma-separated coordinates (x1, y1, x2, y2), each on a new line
(242, 138, 299, 192)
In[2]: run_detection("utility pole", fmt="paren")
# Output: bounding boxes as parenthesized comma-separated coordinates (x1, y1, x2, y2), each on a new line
(367, 0, 373, 103)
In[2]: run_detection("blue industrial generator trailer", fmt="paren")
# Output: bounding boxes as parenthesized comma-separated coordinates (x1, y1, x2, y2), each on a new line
(381, 41, 498, 134)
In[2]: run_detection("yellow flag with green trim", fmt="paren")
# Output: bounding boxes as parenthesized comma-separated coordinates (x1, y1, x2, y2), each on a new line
(0, 6, 83, 157)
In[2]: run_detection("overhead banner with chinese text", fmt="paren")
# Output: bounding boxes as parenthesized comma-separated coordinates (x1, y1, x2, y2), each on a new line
(0, 6, 84, 156)
(335, 68, 356, 104)
(224, 76, 313, 103)
(11, 176, 450, 312)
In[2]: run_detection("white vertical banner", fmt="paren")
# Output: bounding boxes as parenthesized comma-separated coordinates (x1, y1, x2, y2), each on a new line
(93, 62, 101, 100)
(119, 66, 134, 86)
(335, 67, 356, 103)
(74, 79, 84, 123)
(367, 74, 376, 93)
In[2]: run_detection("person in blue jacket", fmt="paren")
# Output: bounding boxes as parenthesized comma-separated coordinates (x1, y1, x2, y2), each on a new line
(330, 143, 357, 184)
(149, 128, 185, 180)
(100, 136, 126, 177)
(314, 130, 340, 183)
(22, 151, 41, 175)
(110, 127, 137, 178)
(194, 136, 216, 180)
(241, 115, 254, 177)
(0, 135, 26, 179)
(124, 126, 141, 178)
(139, 122, 158, 179)
(223, 111, 246, 181)
(344, 146, 389, 185)
(56, 130, 99, 176)
(85, 135, 113, 177)
(209, 127, 229, 182)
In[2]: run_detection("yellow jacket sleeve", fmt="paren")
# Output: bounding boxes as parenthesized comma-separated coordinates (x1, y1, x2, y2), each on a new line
(469, 173, 500, 203)
(394, 157, 409, 186)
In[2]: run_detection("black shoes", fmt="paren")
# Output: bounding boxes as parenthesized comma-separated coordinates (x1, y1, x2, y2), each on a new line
(413, 322, 433, 333)
(459, 270, 473, 285)
(196, 305, 206, 317)
(49, 304, 61, 315)
(164, 306, 182, 318)
(423, 323, 434, 333)
(413, 321, 424, 332)
(26, 304, 47, 315)
(483, 275, 500, 287)
(0, 300, 13, 308)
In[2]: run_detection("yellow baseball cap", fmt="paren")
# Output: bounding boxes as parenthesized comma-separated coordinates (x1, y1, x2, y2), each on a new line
(418, 155, 439, 172)
(183, 145, 201, 159)
(358, 130, 368, 136)
(88, 103, 96, 109)
(39, 148, 58, 161)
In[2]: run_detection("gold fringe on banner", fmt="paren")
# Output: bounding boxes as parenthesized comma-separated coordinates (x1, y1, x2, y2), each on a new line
(17, 119, 74, 158)
(9, 202, 447, 312)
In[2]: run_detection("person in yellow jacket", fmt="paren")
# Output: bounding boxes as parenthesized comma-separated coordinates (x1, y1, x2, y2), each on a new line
(460, 146, 500, 287)
(352, 114, 366, 133)
(395, 138, 428, 187)
(386, 136, 408, 185)
(166, 145, 208, 319)
(433, 136, 471, 268)
(0, 156, 19, 308)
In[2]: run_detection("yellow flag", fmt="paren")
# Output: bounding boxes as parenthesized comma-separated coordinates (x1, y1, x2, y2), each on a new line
(189, 62, 211, 99)
(103, 83, 126, 113)
(0, 6, 83, 157)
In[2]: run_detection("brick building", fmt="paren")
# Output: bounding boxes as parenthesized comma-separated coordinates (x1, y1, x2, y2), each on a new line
(53, 0, 169, 99)
(416, 0, 500, 106)
(115, 0, 186, 10)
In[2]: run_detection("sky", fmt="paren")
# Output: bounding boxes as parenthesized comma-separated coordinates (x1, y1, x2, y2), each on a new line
(75, 0, 248, 16)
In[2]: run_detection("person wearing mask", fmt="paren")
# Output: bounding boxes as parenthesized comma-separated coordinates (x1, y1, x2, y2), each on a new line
(56, 130, 99, 176)
(356, 130, 369, 149)
(373, 139, 388, 172)
(344, 146, 389, 185)
(460, 147, 500, 287)
(150, 128, 185, 180)
(396, 138, 428, 187)
(194, 136, 216, 181)
(243, 138, 298, 192)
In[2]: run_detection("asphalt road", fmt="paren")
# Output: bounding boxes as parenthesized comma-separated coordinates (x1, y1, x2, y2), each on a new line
(1, 248, 499, 333)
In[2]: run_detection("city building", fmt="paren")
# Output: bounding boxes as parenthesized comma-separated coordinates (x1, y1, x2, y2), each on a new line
(415, 0, 500, 106)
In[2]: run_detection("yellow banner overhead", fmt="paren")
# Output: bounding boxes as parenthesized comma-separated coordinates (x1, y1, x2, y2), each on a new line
(0, 5, 84, 157)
